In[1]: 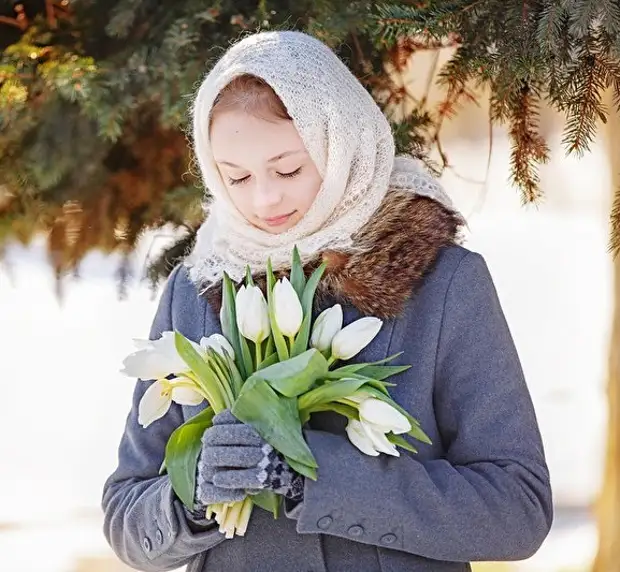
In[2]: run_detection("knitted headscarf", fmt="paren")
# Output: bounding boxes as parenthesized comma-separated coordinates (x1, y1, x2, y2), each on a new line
(185, 31, 462, 287)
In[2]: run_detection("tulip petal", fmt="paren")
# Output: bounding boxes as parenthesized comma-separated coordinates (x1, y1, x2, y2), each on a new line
(310, 304, 343, 352)
(274, 278, 304, 337)
(359, 398, 411, 434)
(345, 419, 380, 456)
(237, 285, 271, 343)
(331, 317, 383, 361)
(200, 333, 235, 359)
(361, 422, 400, 456)
(171, 384, 204, 406)
(138, 380, 172, 427)
(121, 331, 190, 380)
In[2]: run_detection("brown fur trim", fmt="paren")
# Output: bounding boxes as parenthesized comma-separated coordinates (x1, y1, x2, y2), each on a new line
(203, 191, 462, 318)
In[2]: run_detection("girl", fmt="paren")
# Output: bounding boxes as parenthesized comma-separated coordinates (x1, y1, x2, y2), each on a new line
(102, 31, 552, 572)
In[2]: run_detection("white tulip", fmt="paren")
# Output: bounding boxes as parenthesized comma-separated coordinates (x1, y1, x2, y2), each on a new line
(236, 285, 270, 343)
(359, 398, 411, 435)
(330, 317, 383, 360)
(361, 422, 400, 456)
(200, 333, 235, 359)
(345, 419, 380, 456)
(121, 331, 200, 380)
(138, 379, 204, 428)
(273, 277, 303, 337)
(344, 398, 411, 457)
(310, 304, 343, 352)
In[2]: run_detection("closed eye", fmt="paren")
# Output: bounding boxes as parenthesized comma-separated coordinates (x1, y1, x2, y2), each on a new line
(277, 167, 302, 179)
(228, 175, 250, 186)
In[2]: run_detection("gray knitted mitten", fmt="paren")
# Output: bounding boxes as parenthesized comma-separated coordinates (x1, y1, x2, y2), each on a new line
(195, 409, 304, 506)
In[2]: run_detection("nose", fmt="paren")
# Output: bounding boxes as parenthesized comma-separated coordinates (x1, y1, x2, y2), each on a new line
(253, 177, 282, 211)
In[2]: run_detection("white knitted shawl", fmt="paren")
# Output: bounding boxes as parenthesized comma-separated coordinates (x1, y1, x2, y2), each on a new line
(184, 31, 461, 288)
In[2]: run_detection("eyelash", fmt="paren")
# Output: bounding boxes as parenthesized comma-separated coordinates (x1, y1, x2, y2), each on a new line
(228, 167, 303, 186)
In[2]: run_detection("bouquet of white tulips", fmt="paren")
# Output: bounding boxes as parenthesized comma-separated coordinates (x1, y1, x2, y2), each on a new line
(121, 248, 430, 538)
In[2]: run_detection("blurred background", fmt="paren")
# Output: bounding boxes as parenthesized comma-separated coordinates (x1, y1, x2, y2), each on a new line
(2, 2, 619, 572)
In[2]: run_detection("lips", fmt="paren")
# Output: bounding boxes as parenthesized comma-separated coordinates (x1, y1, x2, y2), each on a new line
(263, 211, 296, 227)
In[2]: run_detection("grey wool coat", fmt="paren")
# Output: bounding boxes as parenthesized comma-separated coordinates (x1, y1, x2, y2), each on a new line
(102, 192, 553, 572)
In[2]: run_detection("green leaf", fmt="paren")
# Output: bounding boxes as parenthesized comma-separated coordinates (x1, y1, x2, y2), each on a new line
(300, 401, 360, 424)
(264, 335, 274, 359)
(387, 433, 418, 454)
(328, 373, 395, 396)
(297, 377, 368, 411)
(289, 246, 306, 300)
(205, 350, 234, 407)
(285, 455, 317, 481)
(355, 364, 411, 380)
(290, 262, 327, 357)
(245, 265, 255, 286)
(257, 352, 279, 370)
(239, 335, 255, 378)
(359, 386, 432, 445)
(290, 312, 311, 358)
(158, 459, 167, 476)
(232, 376, 318, 472)
(222, 273, 247, 379)
(225, 354, 244, 398)
(256, 348, 328, 397)
(165, 406, 215, 508)
(327, 352, 405, 378)
(266, 258, 289, 361)
(251, 491, 281, 517)
(174, 332, 225, 411)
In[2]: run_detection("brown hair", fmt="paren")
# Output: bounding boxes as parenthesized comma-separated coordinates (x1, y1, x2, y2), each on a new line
(210, 74, 291, 124)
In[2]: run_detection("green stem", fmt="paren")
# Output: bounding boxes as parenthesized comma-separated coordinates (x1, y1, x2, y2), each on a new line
(183, 371, 224, 411)
(288, 335, 295, 354)
(255, 341, 262, 368)
(326, 355, 337, 368)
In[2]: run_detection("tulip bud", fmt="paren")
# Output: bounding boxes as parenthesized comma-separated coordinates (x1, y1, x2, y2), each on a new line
(330, 317, 382, 361)
(200, 333, 235, 359)
(359, 398, 411, 435)
(273, 277, 304, 337)
(310, 304, 343, 352)
(236, 284, 270, 343)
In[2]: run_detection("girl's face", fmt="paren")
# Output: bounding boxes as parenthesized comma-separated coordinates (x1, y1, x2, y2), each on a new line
(210, 110, 322, 234)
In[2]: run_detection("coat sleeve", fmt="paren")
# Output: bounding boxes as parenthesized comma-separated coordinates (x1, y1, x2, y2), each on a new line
(101, 265, 226, 572)
(293, 252, 553, 562)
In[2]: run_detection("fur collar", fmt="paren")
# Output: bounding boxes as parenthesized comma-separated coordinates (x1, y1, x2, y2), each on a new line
(202, 190, 463, 318)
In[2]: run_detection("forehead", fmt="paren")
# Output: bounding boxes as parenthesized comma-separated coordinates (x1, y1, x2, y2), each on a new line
(210, 110, 304, 163)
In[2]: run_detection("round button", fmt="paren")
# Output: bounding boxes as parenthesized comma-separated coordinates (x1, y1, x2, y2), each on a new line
(380, 533, 397, 545)
(142, 537, 152, 553)
(347, 525, 364, 537)
(317, 516, 333, 530)
(155, 529, 164, 545)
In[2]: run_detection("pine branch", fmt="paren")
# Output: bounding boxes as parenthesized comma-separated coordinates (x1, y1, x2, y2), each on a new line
(569, 0, 603, 38)
(536, 1, 569, 54)
(550, 34, 609, 156)
(610, 184, 620, 255)
(507, 82, 550, 203)
(372, 1, 482, 45)
(600, 0, 620, 37)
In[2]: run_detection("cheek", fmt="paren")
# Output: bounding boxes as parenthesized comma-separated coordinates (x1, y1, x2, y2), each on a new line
(292, 175, 321, 212)
(226, 188, 253, 216)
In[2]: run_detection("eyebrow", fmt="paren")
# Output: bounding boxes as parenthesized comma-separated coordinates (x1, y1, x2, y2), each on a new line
(216, 149, 304, 168)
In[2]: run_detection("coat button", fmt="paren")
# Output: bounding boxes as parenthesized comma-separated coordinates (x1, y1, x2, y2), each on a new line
(347, 525, 364, 537)
(317, 516, 333, 530)
(142, 537, 152, 553)
(155, 529, 164, 545)
(380, 533, 397, 545)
